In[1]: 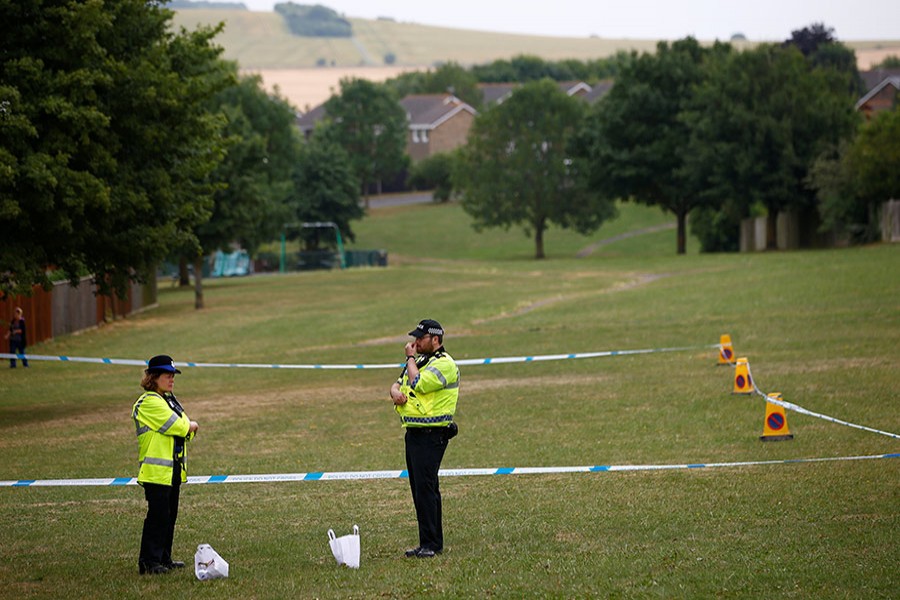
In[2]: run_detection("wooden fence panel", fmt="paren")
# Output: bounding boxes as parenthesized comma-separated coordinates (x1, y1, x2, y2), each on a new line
(1, 285, 53, 345)
(52, 278, 100, 338)
(5, 276, 157, 346)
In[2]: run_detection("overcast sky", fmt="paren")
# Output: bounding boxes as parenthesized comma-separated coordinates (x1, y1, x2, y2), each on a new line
(231, 0, 899, 41)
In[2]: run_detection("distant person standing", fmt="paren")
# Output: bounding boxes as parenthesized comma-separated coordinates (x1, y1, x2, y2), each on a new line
(389, 319, 460, 558)
(5, 307, 28, 368)
(132, 355, 199, 575)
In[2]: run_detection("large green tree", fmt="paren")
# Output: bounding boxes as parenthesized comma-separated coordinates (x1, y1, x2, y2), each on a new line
(575, 38, 716, 254)
(682, 42, 859, 249)
(455, 79, 616, 259)
(183, 69, 302, 308)
(201, 71, 300, 255)
(0, 0, 229, 298)
(320, 78, 407, 206)
(783, 23, 863, 96)
(809, 106, 900, 241)
(291, 134, 362, 251)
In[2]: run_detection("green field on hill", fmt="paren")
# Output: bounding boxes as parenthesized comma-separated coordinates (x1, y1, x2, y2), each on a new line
(170, 9, 699, 68)
(171, 8, 898, 70)
(1, 201, 898, 598)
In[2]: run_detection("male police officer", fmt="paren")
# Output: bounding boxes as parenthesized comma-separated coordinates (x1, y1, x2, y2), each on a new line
(389, 319, 460, 558)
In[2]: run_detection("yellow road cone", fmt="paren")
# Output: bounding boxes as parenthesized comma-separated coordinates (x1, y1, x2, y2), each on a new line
(718, 334, 735, 366)
(732, 357, 753, 394)
(760, 393, 794, 441)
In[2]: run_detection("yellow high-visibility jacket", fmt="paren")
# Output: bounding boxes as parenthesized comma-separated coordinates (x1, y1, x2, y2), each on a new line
(395, 350, 459, 427)
(132, 391, 194, 485)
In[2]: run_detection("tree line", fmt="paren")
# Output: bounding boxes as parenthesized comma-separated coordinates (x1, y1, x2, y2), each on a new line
(399, 26, 898, 256)
(0, 0, 362, 306)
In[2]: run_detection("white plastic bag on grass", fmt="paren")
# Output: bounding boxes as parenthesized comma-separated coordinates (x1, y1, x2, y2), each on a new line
(195, 543, 229, 580)
(328, 525, 360, 568)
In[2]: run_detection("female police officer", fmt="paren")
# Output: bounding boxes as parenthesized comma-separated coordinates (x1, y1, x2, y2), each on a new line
(132, 355, 199, 575)
(389, 319, 459, 558)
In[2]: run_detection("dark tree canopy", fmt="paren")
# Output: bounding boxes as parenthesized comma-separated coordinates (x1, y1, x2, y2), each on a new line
(784, 23, 862, 93)
(198, 68, 302, 257)
(292, 135, 362, 250)
(469, 54, 626, 84)
(575, 38, 716, 254)
(321, 78, 408, 202)
(682, 42, 859, 250)
(275, 3, 352, 37)
(0, 0, 230, 298)
(784, 23, 837, 57)
(456, 79, 616, 259)
(810, 106, 900, 241)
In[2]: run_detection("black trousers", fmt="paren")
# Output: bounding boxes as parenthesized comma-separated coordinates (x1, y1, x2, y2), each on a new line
(139, 476, 181, 566)
(405, 427, 449, 552)
(9, 340, 27, 367)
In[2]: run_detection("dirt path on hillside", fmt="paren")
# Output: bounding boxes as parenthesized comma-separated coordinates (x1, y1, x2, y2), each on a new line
(470, 272, 670, 325)
(576, 223, 677, 257)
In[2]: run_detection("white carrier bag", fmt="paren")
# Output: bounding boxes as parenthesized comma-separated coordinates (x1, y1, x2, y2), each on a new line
(327, 525, 360, 569)
(194, 543, 230, 580)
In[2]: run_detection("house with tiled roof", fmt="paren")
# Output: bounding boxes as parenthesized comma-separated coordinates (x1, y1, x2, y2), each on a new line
(860, 68, 900, 93)
(582, 80, 614, 104)
(296, 103, 327, 139)
(294, 94, 476, 163)
(855, 74, 900, 120)
(399, 94, 477, 162)
(478, 80, 608, 106)
(295, 80, 609, 165)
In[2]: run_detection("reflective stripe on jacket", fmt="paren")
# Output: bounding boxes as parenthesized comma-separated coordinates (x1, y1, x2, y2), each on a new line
(395, 351, 459, 427)
(132, 391, 193, 485)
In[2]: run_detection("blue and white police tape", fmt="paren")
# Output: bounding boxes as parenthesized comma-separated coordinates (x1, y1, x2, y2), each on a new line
(3, 453, 897, 487)
(742, 361, 900, 440)
(0, 343, 714, 370)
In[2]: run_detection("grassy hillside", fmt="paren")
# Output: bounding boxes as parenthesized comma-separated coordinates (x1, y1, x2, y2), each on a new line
(347, 200, 688, 260)
(172, 9, 686, 68)
(171, 8, 900, 70)
(1, 198, 898, 598)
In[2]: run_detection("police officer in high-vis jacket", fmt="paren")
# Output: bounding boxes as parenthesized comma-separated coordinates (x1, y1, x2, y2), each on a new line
(389, 319, 460, 558)
(132, 355, 199, 575)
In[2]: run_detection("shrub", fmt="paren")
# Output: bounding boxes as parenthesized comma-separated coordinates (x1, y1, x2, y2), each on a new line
(407, 152, 457, 202)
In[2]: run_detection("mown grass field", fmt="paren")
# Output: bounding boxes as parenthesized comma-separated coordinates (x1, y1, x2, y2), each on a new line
(1, 201, 898, 599)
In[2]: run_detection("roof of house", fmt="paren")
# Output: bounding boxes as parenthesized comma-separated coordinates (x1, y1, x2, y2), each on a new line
(296, 103, 327, 133)
(583, 80, 614, 104)
(400, 94, 477, 129)
(478, 82, 517, 105)
(855, 76, 900, 110)
(558, 80, 592, 96)
(860, 68, 900, 92)
(478, 80, 606, 105)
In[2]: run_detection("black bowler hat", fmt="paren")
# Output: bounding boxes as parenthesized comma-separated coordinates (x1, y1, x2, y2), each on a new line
(146, 354, 182, 374)
(409, 319, 444, 338)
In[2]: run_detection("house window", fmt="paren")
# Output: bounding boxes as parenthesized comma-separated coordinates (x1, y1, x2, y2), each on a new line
(421, 129, 429, 143)
(412, 129, 420, 143)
